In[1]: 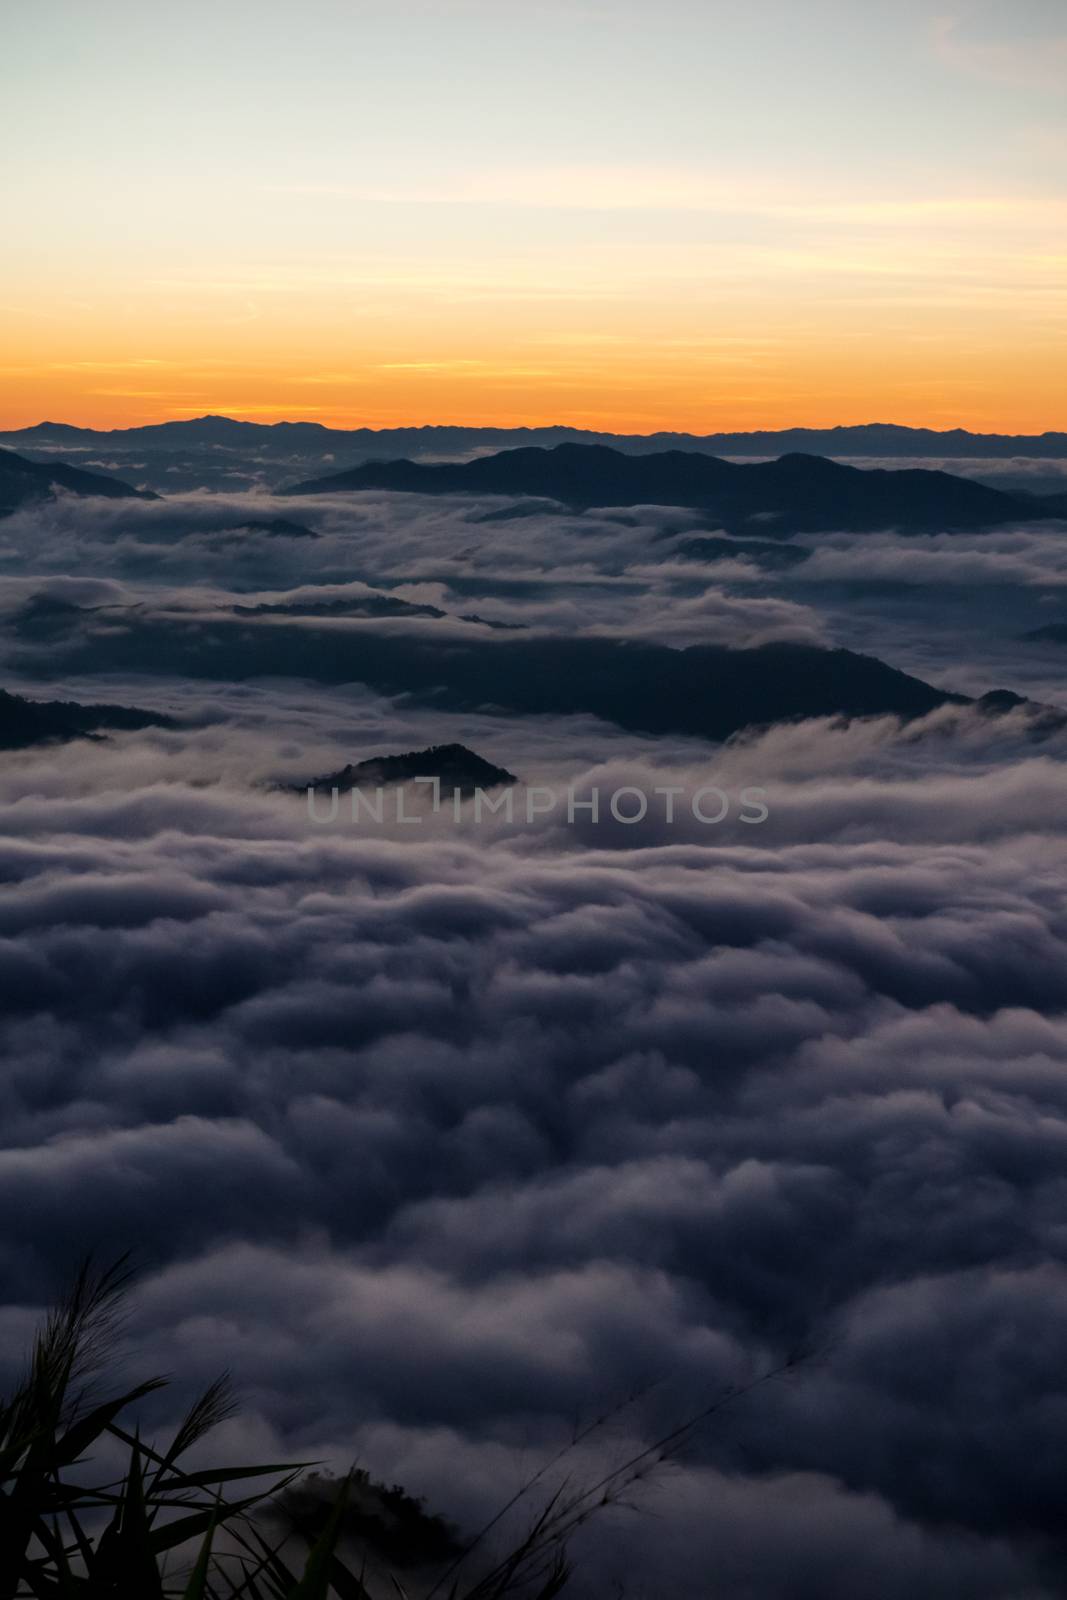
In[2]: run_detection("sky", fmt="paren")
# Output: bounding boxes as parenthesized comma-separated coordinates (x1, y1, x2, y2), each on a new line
(2, 0, 1065, 432)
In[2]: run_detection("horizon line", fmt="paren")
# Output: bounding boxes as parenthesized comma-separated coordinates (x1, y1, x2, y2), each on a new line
(3, 414, 1067, 440)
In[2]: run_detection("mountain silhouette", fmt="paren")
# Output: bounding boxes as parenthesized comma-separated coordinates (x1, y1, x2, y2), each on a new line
(0, 686, 172, 749)
(6, 418, 1065, 497)
(303, 743, 517, 796)
(5, 416, 1067, 459)
(38, 593, 1067, 743)
(233, 593, 446, 621)
(45, 603, 969, 741)
(0, 447, 154, 513)
(285, 444, 1053, 533)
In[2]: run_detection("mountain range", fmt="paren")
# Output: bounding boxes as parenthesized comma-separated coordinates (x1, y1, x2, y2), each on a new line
(1, 426, 1062, 548)
(4, 416, 1067, 458)
(27, 596, 1026, 744)
(287, 444, 1064, 533)
(0, 446, 155, 514)
(4, 417, 1066, 498)
(5, 435, 1061, 534)
(0, 686, 172, 749)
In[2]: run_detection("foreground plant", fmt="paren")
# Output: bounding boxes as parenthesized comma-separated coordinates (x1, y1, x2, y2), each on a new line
(0, 1259, 800, 1597)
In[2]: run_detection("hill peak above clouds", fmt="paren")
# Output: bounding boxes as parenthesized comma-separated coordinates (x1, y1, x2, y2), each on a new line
(286, 443, 1061, 534)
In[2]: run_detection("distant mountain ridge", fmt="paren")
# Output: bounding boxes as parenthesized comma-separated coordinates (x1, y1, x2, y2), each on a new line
(30, 586, 1067, 743)
(4, 416, 1067, 459)
(33, 605, 993, 744)
(286, 444, 1061, 534)
(0, 686, 172, 749)
(0, 447, 155, 513)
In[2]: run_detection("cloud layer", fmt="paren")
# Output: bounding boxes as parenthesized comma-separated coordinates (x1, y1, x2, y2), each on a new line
(2, 487, 1067, 1596)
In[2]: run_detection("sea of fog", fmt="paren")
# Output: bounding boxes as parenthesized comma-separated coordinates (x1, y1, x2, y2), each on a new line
(2, 480, 1067, 1596)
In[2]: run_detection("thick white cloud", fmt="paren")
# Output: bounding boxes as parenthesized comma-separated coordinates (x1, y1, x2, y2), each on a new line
(2, 488, 1067, 1596)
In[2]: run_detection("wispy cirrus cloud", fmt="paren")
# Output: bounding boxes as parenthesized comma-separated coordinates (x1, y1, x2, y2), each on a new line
(263, 167, 1067, 227)
(933, 13, 1067, 91)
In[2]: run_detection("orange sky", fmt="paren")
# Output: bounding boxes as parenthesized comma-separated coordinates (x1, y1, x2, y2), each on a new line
(5, 289, 1062, 435)
(3, 2, 1066, 435)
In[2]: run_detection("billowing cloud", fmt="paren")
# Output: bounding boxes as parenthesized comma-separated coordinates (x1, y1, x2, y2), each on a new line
(2, 486, 1067, 1595)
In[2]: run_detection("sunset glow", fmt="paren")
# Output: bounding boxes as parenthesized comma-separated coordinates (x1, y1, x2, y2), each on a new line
(3, 0, 1066, 432)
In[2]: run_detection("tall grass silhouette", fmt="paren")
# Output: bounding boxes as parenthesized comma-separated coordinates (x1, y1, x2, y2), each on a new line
(1, 1258, 803, 1597)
